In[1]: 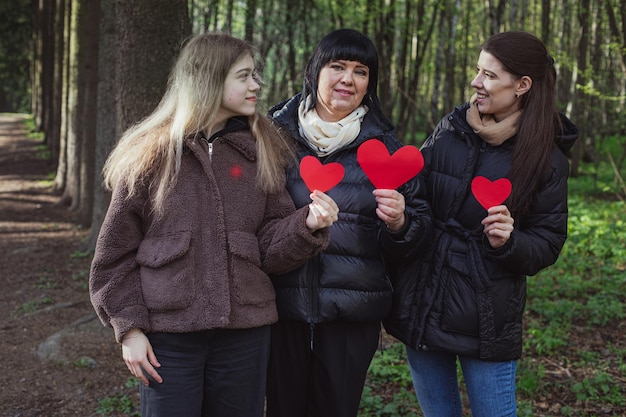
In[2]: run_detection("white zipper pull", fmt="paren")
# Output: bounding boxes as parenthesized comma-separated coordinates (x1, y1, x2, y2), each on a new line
(208, 142, 213, 161)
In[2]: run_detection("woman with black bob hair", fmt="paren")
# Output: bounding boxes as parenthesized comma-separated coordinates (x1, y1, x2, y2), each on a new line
(265, 28, 432, 417)
(300, 27, 389, 128)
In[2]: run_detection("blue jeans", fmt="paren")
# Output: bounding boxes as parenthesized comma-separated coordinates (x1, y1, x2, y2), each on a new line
(140, 326, 270, 417)
(406, 346, 517, 417)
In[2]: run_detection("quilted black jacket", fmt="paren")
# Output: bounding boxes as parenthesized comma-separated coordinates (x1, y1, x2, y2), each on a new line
(384, 102, 578, 361)
(269, 94, 432, 323)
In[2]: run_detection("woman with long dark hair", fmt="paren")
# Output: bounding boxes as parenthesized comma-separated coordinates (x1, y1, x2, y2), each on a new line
(385, 31, 578, 416)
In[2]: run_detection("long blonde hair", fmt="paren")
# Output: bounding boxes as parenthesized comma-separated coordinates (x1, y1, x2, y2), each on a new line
(102, 33, 293, 217)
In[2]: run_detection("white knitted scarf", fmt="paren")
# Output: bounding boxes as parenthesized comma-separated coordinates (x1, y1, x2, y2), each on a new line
(298, 95, 368, 157)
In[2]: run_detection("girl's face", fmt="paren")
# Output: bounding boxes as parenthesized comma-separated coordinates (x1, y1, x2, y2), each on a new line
(216, 54, 260, 125)
(315, 60, 369, 122)
(470, 51, 523, 122)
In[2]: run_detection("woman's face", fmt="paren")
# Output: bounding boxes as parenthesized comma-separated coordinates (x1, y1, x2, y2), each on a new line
(216, 54, 260, 125)
(470, 51, 523, 122)
(315, 60, 369, 122)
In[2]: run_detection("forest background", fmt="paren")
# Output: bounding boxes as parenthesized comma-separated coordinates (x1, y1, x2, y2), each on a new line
(1, 0, 625, 244)
(0, 0, 625, 416)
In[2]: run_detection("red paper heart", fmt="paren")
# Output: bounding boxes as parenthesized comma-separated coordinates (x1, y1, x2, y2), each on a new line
(299, 155, 345, 192)
(471, 176, 512, 210)
(357, 139, 424, 189)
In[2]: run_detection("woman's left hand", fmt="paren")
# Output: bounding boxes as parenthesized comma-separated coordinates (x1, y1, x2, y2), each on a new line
(482, 205, 515, 248)
(306, 190, 339, 231)
(373, 189, 406, 233)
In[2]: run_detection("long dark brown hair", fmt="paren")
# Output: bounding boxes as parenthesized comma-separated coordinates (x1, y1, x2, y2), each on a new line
(481, 31, 563, 220)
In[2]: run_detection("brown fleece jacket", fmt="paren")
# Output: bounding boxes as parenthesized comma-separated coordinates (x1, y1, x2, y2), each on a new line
(89, 130, 329, 342)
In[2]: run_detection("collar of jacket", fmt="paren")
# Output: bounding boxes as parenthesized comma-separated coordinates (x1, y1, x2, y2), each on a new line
(449, 102, 579, 156)
(185, 123, 257, 162)
(270, 92, 396, 154)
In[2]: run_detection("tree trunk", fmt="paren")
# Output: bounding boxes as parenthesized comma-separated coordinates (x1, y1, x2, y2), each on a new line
(76, 0, 100, 227)
(541, 0, 551, 41)
(31, 0, 43, 129)
(53, 0, 72, 195)
(86, 0, 116, 250)
(570, 0, 590, 178)
(48, 0, 66, 164)
(86, 0, 191, 248)
(57, 0, 86, 209)
(40, 0, 55, 141)
(115, 0, 190, 133)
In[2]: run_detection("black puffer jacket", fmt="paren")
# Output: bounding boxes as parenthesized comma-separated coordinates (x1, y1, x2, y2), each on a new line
(270, 93, 432, 323)
(384, 102, 578, 361)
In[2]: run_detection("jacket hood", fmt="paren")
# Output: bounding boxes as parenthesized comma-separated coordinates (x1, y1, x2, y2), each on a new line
(555, 113, 578, 154)
(185, 117, 257, 162)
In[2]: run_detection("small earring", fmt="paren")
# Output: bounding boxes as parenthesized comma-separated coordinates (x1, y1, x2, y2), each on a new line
(515, 93, 520, 98)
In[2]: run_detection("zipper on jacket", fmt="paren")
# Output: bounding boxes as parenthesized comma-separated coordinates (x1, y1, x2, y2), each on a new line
(310, 323, 315, 351)
(208, 142, 214, 161)
(308, 255, 321, 323)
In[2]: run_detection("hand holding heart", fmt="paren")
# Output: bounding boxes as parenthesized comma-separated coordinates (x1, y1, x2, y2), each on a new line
(373, 189, 407, 232)
(481, 205, 515, 249)
(305, 190, 339, 231)
(471, 176, 514, 248)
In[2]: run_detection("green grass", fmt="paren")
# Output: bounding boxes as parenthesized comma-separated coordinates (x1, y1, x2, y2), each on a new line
(96, 378, 141, 416)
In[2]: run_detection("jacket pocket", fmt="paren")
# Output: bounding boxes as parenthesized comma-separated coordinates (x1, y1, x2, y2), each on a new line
(440, 268, 479, 336)
(136, 230, 194, 311)
(228, 230, 275, 307)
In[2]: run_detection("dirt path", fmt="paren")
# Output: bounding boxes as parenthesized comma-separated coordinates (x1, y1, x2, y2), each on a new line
(0, 114, 132, 416)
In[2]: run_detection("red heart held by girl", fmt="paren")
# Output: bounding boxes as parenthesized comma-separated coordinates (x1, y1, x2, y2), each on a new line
(299, 155, 345, 192)
(471, 176, 512, 210)
(357, 139, 424, 189)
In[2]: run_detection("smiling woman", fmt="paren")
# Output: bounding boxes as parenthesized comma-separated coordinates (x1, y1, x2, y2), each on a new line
(265, 28, 433, 417)
(216, 54, 260, 125)
(314, 59, 369, 121)
(384, 31, 579, 417)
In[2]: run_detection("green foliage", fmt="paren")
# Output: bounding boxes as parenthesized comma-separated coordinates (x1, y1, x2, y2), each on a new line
(12, 295, 54, 316)
(96, 378, 140, 416)
(96, 394, 140, 417)
(0, 0, 31, 112)
(359, 342, 419, 416)
(36, 275, 58, 290)
(516, 358, 545, 398)
(572, 372, 625, 405)
(71, 249, 93, 259)
(35, 144, 50, 160)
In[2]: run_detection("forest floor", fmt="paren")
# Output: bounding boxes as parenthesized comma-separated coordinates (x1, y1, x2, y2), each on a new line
(0, 114, 131, 417)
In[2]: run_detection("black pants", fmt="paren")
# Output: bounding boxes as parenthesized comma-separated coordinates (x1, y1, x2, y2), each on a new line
(266, 320, 381, 417)
(140, 326, 270, 417)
